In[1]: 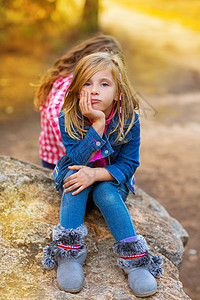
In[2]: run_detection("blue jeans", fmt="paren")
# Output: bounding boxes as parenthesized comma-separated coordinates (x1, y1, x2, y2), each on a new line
(60, 170, 136, 241)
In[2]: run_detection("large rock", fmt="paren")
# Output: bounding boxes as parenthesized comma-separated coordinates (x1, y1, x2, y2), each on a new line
(0, 156, 190, 299)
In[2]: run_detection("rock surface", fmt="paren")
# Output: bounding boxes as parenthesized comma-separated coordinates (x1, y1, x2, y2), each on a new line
(0, 156, 190, 299)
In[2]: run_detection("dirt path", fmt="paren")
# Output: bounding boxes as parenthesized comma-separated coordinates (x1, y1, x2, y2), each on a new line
(137, 93, 200, 299)
(1, 4, 200, 299)
(100, 5, 200, 299)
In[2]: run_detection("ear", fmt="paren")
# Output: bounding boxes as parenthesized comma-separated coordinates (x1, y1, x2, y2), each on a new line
(114, 92, 120, 101)
(113, 93, 118, 101)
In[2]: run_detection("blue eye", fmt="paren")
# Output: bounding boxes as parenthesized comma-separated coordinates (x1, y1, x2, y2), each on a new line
(102, 83, 109, 87)
(84, 82, 91, 86)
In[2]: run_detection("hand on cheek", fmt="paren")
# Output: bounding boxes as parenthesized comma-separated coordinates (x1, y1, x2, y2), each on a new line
(79, 91, 91, 116)
(79, 90, 105, 122)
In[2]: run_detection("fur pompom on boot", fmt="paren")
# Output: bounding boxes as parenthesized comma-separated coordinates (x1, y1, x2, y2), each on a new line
(43, 224, 87, 293)
(113, 235, 164, 298)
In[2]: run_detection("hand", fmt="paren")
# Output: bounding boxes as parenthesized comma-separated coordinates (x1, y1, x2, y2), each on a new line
(79, 91, 105, 122)
(63, 165, 96, 195)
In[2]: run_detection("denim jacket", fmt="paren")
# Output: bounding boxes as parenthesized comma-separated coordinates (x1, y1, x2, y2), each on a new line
(53, 111, 140, 194)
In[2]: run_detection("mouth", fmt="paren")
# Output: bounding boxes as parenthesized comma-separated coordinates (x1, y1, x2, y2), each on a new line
(91, 99, 101, 103)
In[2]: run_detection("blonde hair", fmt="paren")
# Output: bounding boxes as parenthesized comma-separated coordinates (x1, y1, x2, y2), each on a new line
(34, 34, 123, 110)
(62, 52, 139, 143)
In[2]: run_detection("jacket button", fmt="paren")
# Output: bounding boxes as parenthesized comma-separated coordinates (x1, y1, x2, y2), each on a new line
(105, 150, 108, 154)
(96, 141, 101, 146)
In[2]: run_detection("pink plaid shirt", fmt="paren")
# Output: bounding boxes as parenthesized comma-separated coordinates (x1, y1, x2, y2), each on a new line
(39, 76, 72, 164)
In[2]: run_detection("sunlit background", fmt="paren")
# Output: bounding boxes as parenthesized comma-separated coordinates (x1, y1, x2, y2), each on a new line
(0, 1, 200, 299)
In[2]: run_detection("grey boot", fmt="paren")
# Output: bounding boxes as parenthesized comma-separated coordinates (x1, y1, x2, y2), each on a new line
(113, 235, 164, 298)
(43, 224, 87, 293)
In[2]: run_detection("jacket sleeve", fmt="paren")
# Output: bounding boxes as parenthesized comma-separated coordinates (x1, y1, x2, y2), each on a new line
(59, 111, 114, 165)
(46, 76, 72, 152)
(104, 112, 140, 184)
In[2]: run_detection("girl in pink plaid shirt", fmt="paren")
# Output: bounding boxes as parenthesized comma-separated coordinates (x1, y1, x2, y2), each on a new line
(34, 34, 124, 169)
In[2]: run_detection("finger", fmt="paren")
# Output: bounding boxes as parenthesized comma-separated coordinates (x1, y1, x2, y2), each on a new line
(68, 165, 83, 170)
(82, 91, 88, 111)
(64, 173, 77, 183)
(80, 92, 89, 115)
(87, 92, 92, 110)
(64, 183, 80, 193)
(63, 178, 77, 188)
(72, 185, 85, 195)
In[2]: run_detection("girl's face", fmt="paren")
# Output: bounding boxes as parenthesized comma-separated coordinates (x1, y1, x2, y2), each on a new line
(81, 67, 117, 119)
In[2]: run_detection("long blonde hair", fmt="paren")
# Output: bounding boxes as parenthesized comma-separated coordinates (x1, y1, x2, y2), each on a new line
(34, 34, 123, 110)
(62, 52, 139, 143)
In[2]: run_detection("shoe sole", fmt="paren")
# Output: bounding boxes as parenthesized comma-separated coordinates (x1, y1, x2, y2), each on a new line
(58, 283, 84, 293)
(134, 289, 157, 297)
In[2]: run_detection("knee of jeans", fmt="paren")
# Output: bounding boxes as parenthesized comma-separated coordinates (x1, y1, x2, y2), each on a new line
(93, 181, 113, 194)
(93, 181, 117, 206)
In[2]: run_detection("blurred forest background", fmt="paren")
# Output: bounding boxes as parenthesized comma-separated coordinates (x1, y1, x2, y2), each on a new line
(0, 0, 200, 299)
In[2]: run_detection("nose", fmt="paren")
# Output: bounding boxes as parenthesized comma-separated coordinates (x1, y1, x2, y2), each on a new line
(91, 85, 99, 95)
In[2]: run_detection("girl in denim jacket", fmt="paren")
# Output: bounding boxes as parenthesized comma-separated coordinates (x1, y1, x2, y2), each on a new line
(34, 35, 123, 169)
(43, 52, 163, 297)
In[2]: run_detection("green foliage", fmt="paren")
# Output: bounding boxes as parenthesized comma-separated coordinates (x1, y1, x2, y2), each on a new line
(0, 0, 85, 50)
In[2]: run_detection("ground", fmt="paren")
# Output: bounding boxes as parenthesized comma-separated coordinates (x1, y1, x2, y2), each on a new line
(0, 6, 200, 300)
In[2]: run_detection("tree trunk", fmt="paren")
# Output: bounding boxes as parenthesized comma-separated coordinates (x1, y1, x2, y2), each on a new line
(81, 0, 99, 34)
